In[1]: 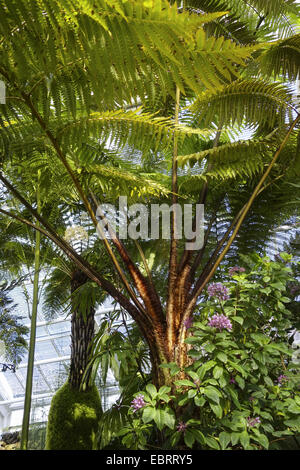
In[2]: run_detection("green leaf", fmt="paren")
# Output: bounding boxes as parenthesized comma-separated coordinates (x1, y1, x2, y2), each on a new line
(190, 429, 205, 445)
(240, 430, 250, 449)
(235, 376, 245, 389)
(187, 370, 199, 381)
(146, 384, 157, 398)
(210, 403, 223, 418)
(158, 385, 171, 395)
(184, 430, 195, 449)
(163, 409, 176, 430)
(219, 431, 231, 450)
(188, 389, 197, 399)
(213, 365, 223, 379)
(142, 406, 156, 424)
(194, 396, 206, 407)
(174, 379, 196, 387)
(205, 436, 220, 450)
(154, 409, 165, 431)
(254, 433, 269, 449)
(287, 403, 300, 414)
(197, 360, 216, 379)
(264, 376, 273, 387)
(228, 360, 247, 377)
(232, 316, 244, 325)
(204, 386, 221, 404)
(217, 352, 228, 363)
(204, 343, 216, 353)
(231, 432, 240, 446)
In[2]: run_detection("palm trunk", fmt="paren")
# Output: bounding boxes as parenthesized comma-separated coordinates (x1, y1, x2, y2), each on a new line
(69, 270, 95, 390)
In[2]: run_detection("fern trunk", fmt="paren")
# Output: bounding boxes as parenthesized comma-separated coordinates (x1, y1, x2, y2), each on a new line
(69, 270, 95, 390)
(145, 319, 191, 389)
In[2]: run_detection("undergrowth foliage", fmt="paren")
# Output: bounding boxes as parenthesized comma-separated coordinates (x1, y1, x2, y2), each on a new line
(103, 254, 300, 450)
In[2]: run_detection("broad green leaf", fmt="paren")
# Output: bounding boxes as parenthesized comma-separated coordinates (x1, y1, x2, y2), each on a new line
(158, 385, 171, 395)
(174, 379, 196, 388)
(232, 316, 244, 325)
(219, 431, 231, 450)
(146, 384, 157, 398)
(205, 436, 220, 450)
(254, 433, 269, 449)
(213, 365, 223, 379)
(163, 409, 176, 430)
(142, 406, 156, 424)
(204, 386, 221, 404)
(210, 403, 223, 418)
(154, 408, 165, 431)
(188, 389, 197, 399)
(240, 430, 250, 449)
(184, 430, 195, 449)
(231, 432, 240, 446)
(194, 396, 206, 407)
(287, 403, 300, 414)
(190, 429, 205, 445)
(217, 352, 228, 363)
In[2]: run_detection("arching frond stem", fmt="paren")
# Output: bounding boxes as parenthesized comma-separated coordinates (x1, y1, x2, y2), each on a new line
(166, 85, 181, 353)
(178, 112, 300, 359)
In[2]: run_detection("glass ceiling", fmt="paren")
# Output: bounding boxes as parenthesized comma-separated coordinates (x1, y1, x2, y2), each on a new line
(0, 283, 120, 432)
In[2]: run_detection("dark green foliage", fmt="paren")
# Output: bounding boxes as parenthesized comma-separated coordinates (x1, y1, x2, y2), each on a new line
(45, 382, 103, 450)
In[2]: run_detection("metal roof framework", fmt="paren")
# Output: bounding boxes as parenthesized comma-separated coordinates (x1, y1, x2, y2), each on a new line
(0, 305, 121, 432)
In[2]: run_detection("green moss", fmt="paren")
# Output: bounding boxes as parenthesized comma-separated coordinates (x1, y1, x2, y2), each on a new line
(45, 382, 102, 450)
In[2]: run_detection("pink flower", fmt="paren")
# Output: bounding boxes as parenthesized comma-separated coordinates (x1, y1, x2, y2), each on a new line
(208, 314, 232, 331)
(228, 266, 245, 277)
(247, 416, 261, 427)
(207, 283, 229, 301)
(176, 421, 187, 433)
(184, 317, 193, 329)
(277, 374, 288, 385)
(131, 394, 146, 412)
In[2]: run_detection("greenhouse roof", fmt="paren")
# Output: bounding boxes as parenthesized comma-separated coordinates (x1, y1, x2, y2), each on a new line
(0, 294, 120, 432)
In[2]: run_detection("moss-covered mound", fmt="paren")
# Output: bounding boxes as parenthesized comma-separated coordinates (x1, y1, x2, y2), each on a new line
(45, 382, 102, 450)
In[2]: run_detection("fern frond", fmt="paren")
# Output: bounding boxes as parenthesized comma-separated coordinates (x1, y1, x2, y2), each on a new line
(258, 34, 300, 81)
(190, 79, 294, 129)
(177, 135, 276, 168)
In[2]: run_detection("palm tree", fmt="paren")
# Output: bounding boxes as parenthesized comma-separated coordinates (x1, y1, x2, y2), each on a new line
(0, 0, 299, 391)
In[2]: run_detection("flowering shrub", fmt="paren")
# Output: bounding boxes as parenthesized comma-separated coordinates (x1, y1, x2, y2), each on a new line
(113, 253, 300, 450)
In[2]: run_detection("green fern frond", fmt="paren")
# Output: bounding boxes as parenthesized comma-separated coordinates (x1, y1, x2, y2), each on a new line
(258, 34, 300, 80)
(190, 79, 294, 128)
(177, 135, 276, 168)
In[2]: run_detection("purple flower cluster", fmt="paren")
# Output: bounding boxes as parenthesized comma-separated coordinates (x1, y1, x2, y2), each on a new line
(228, 266, 245, 277)
(176, 421, 187, 433)
(183, 317, 193, 329)
(247, 416, 261, 427)
(207, 314, 232, 331)
(277, 374, 288, 385)
(131, 394, 146, 413)
(207, 283, 229, 301)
